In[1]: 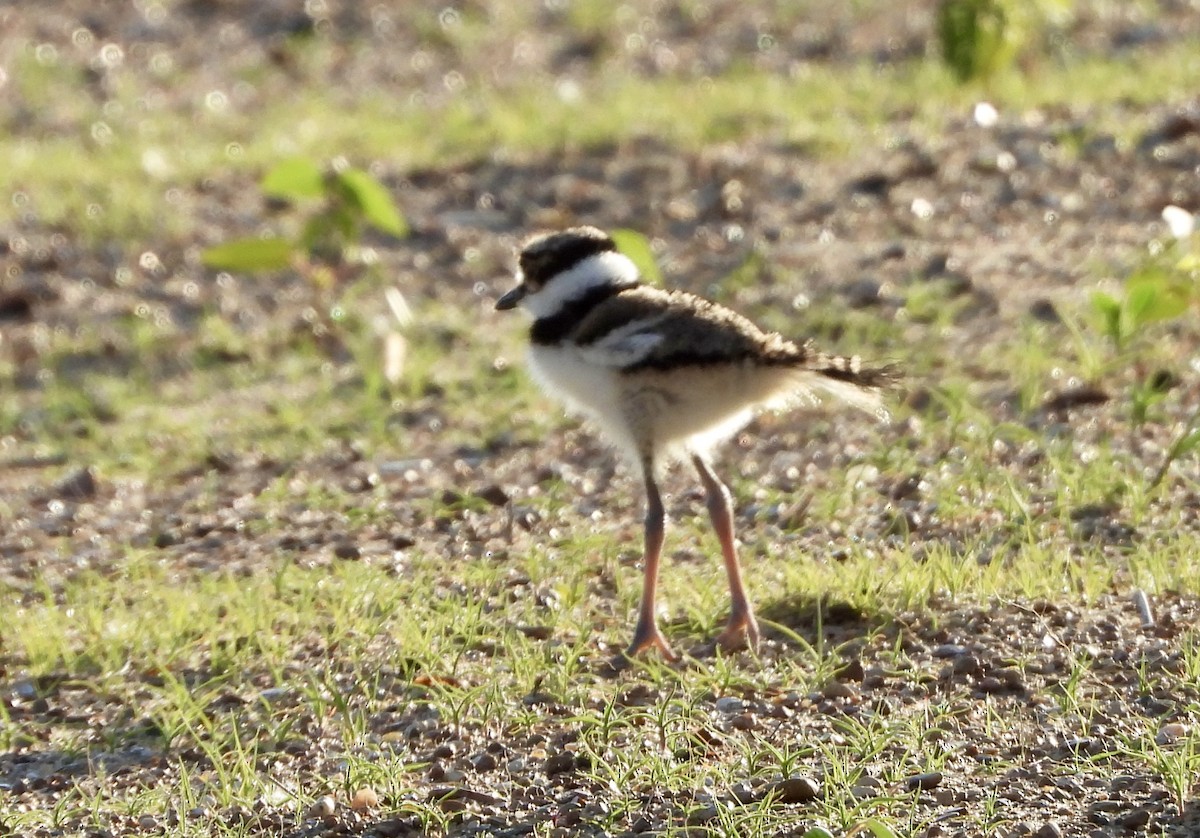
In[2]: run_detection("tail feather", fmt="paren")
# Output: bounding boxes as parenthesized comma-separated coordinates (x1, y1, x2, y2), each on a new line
(810, 350, 902, 390)
(798, 344, 901, 419)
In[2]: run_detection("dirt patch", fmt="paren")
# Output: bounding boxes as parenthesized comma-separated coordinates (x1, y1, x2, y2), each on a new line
(3, 3, 1200, 837)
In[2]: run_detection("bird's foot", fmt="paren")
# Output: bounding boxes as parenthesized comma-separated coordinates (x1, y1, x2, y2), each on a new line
(713, 611, 761, 654)
(611, 622, 680, 668)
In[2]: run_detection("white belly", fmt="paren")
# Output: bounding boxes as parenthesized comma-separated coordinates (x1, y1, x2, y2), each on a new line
(527, 345, 800, 465)
(527, 344, 633, 454)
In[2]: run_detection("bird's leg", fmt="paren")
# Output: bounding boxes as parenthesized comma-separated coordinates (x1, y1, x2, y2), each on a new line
(692, 455, 761, 652)
(622, 457, 680, 662)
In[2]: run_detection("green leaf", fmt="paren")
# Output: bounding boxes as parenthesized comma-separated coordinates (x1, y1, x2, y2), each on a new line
(846, 819, 903, 838)
(335, 169, 408, 237)
(936, 0, 1013, 82)
(1089, 291, 1122, 343)
(799, 829, 836, 838)
(1172, 428, 1200, 458)
(1125, 270, 1187, 329)
(261, 158, 326, 200)
(610, 228, 663, 285)
(202, 237, 294, 272)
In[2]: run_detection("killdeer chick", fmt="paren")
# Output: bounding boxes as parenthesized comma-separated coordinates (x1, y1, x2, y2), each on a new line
(496, 226, 897, 662)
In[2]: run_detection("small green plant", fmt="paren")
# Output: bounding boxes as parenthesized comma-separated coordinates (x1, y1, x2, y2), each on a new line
(1086, 218, 1200, 486)
(202, 157, 408, 285)
(1090, 265, 1191, 355)
(936, 0, 1073, 83)
(609, 228, 663, 285)
(936, 0, 1018, 82)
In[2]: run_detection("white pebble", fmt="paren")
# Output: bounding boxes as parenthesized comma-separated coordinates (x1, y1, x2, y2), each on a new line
(973, 101, 999, 127)
(1162, 205, 1195, 240)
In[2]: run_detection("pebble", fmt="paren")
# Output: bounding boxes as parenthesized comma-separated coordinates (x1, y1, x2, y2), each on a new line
(1034, 823, 1062, 838)
(1119, 807, 1151, 829)
(952, 654, 982, 676)
(729, 713, 757, 731)
(714, 696, 745, 714)
(543, 751, 575, 775)
(769, 776, 821, 804)
(333, 542, 361, 560)
(472, 752, 497, 772)
(730, 781, 758, 805)
(1156, 722, 1188, 744)
(977, 676, 1006, 693)
(905, 772, 943, 791)
(474, 484, 510, 506)
(932, 644, 968, 658)
(54, 466, 98, 499)
(993, 667, 1026, 689)
(350, 787, 379, 811)
(822, 680, 858, 700)
(839, 659, 866, 681)
(308, 795, 336, 818)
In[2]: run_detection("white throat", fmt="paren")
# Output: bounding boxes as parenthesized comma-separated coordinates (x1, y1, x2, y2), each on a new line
(521, 251, 640, 319)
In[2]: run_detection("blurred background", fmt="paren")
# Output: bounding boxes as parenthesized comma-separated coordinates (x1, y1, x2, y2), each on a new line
(4, 3, 1200, 837)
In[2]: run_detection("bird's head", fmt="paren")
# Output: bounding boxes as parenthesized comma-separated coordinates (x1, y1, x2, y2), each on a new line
(495, 226, 639, 317)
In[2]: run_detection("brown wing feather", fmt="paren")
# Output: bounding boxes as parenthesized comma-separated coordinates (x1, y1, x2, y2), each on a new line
(572, 286, 899, 390)
(573, 287, 804, 367)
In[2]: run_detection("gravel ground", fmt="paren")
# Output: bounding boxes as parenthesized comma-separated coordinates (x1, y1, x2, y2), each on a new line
(3, 2, 1200, 836)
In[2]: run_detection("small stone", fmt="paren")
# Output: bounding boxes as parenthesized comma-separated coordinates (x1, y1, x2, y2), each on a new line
(137, 815, 158, 831)
(471, 752, 497, 772)
(1119, 807, 1151, 829)
(11, 679, 38, 701)
(54, 466, 98, 499)
(843, 277, 883, 308)
(932, 644, 968, 658)
(333, 542, 361, 560)
(977, 676, 1005, 693)
(308, 795, 336, 818)
(1034, 823, 1062, 838)
(838, 658, 866, 681)
(1029, 299, 1061, 324)
(953, 655, 982, 676)
(714, 696, 744, 714)
(905, 772, 943, 791)
(543, 751, 575, 775)
(994, 667, 1025, 689)
(516, 624, 553, 640)
(1156, 722, 1188, 744)
(973, 101, 999, 127)
(729, 713, 758, 731)
(730, 782, 758, 805)
(351, 787, 379, 811)
(934, 788, 957, 806)
(474, 484, 510, 506)
(822, 680, 858, 700)
(769, 776, 821, 804)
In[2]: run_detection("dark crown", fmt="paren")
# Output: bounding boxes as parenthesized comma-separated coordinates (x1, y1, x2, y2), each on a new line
(518, 226, 616, 288)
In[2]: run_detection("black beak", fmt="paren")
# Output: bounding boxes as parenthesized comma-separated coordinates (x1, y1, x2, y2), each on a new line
(495, 284, 527, 311)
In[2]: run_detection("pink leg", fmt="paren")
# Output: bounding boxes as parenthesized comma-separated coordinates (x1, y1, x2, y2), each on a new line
(621, 457, 679, 662)
(692, 455, 760, 652)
